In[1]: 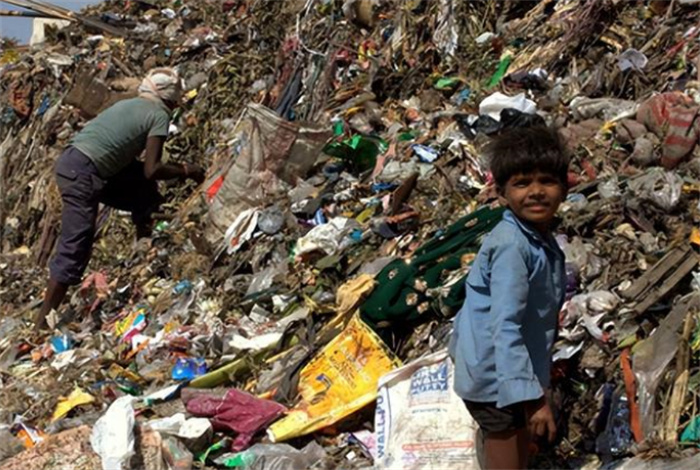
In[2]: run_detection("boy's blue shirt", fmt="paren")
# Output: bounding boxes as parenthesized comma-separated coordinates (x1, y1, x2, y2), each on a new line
(450, 209, 566, 408)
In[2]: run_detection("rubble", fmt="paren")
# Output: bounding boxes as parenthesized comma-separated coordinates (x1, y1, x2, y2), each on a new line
(2, 0, 700, 468)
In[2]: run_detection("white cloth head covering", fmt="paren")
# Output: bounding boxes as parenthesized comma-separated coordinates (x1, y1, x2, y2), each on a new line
(139, 67, 183, 105)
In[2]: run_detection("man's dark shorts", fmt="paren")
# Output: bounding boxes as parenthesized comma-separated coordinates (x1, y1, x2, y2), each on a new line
(464, 399, 527, 434)
(49, 147, 163, 285)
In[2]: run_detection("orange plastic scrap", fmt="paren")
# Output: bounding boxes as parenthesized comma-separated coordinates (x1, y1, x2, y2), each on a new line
(621, 348, 643, 443)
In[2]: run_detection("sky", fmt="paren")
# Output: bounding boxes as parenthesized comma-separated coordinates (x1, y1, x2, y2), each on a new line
(1, 1, 101, 43)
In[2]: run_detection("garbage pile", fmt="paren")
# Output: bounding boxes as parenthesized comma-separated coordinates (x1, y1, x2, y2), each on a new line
(2, 0, 700, 468)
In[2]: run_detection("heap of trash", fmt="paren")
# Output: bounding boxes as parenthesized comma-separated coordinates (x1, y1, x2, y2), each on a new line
(2, 0, 700, 468)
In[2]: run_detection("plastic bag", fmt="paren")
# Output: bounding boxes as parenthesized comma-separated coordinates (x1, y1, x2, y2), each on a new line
(628, 168, 683, 211)
(295, 217, 360, 256)
(565, 291, 619, 342)
(90, 396, 136, 470)
(245, 263, 288, 297)
(618, 48, 648, 72)
(562, 237, 604, 282)
(478, 92, 536, 120)
(633, 296, 696, 439)
(375, 350, 479, 470)
(51, 387, 95, 422)
(598, 176, 622, 199)
(213, 442, 326, 469)
(268, 315, 401, 442)
(570, 97, 638, 121)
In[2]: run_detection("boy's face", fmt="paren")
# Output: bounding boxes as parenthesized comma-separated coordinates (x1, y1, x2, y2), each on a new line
(499, 170, 565, 233)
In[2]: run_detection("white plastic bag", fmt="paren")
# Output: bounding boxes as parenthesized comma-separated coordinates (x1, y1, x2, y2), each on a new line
(479, 92, 536, 121)
(90, 396, 136, 470)
(295, 217, 360, 256)
(375, 350, 479, 470)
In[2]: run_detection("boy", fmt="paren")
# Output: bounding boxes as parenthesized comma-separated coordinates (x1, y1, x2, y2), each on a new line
(451, 126, 568, 469)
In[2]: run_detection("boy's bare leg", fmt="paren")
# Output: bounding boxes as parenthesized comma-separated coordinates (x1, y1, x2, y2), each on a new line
(484, 427, 529, 470)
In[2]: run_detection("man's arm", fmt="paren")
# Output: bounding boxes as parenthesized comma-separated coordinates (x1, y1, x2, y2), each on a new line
(143, 136, 204, 182)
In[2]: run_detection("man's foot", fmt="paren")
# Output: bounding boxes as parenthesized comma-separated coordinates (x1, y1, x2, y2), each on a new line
(36, 278, 69, 332)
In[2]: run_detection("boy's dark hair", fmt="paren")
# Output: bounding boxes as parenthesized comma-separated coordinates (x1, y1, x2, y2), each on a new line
(485, 126, 569, 189)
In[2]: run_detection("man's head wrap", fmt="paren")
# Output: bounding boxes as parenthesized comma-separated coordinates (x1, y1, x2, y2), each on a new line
(139, 67, 183, 105)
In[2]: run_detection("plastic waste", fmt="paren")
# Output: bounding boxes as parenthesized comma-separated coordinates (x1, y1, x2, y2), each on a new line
(90, 396, 136, 470)
(570, 97, 639, 121)
(50, 334, 72, 353)
(434, 77, 461, 90)
(51, 387, 95, 422)
(628, 168, 683, 211)
(178, 418, 214, 452)
(12, 421, 46, 448)
(507, 68, 549, 90)
(613, 452, 700, 470)
(475, 31, 496, 44)
(564, 291, 619, 341)
(433, 0, 458, 56)
(245, 263, 289, 297)
(323, 134, 388, 173)
(562, 237, 604, 282)
(411, 144, 440, 163)
(172, 358, 208, 380)
(487, 52, 513, 88)
(213, 442, 326, 469)
(173, 280, 194, 296)
(498, 107, 546, 129)
(598, 176, 622, 199)
(479, 92, 536, 120)
(146, 413, 213, 452)
(375, 349, 479, 469)
(162, 435, 194, 470)
(618, 48, 648, 72)
(228, 306, 308, 353)
(295, 217, 361, 256)
(268, 315, 400, 442)
(115, 305, 148, 343)
(258, 206, 285, 235)
(595, 391, 634, 461)
(633, 296, 695, 440)
(681, 415, 700, 445)
(145, 413, 187, 435)
(451, 88, 472, 106)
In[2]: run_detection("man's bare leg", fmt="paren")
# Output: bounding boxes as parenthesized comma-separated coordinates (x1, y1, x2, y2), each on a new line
(34, 278, 69, 332)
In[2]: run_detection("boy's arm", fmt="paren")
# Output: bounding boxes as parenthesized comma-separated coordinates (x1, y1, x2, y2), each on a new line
(490, 242, 544, 409)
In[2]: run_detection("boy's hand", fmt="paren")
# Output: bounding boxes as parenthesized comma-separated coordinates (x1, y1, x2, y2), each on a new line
(525, 397, 556, 442)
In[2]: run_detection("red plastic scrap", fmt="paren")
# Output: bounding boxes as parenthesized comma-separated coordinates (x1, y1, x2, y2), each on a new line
(184, 388, 287, 451)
